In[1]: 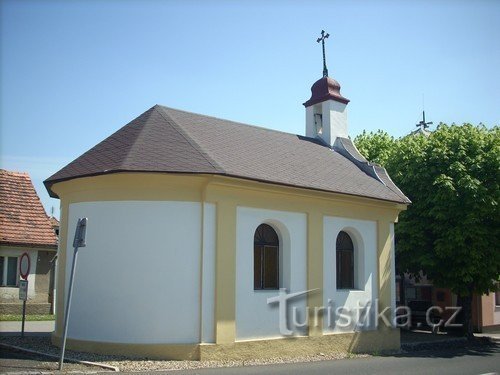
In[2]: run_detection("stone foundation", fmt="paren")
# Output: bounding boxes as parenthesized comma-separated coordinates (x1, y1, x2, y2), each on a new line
(51, 329, 400, 361)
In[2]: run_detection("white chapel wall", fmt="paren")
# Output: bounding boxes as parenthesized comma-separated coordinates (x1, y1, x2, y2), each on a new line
(65, 201, 202, 344)
(235, 206, 307, 340)
(323, 216, 378, 333)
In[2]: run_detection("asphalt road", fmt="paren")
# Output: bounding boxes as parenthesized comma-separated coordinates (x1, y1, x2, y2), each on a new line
(1, 340, 498, 374)
(0, 345, 99, 373)
(128, 344, 500, 375)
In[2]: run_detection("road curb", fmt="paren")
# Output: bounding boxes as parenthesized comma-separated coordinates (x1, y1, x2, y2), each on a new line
(0, 342, 119, 372)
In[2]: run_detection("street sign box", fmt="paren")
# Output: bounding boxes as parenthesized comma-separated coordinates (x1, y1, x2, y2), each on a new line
(19, 280, 28, 301)
(73, 218, 88, 248)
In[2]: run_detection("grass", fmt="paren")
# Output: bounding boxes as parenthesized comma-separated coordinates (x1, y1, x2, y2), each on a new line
(0, 314, 55, 321)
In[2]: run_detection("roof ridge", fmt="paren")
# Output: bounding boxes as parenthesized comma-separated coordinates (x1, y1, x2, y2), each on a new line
(157, 105, 309, 140)
(119, 107, 159, 169)
(154, 106, 225, 173)
(0, 169, 30, 176)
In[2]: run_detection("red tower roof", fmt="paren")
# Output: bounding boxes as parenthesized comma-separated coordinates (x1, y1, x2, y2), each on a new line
(303, 76, 350, 107)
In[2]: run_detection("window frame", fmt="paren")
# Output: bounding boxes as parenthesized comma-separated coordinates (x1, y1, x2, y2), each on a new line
(336, 231, 355, 290)
(0, 256, 20, 287)
(253, 224, 279, 291)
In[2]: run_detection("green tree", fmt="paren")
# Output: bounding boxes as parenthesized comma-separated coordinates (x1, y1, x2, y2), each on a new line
(354, 124, 500, 338)
(353, 130, 396, 166)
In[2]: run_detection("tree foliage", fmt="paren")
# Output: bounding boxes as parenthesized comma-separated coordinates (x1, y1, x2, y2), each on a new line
(354, 124, 500, 335)
(353, 130, 396, 166)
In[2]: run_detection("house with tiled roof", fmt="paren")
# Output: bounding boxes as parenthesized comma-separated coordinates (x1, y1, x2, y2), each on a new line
(45, 61, 409, 360)
(0, 170, 58, 314)
(49, 216, 60, 239)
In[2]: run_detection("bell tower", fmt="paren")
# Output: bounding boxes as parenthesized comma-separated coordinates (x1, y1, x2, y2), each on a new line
(303, 31, 350, 147)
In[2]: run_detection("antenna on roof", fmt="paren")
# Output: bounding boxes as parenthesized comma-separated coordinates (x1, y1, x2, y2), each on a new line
(51, 206, 54, 217)
(416, 94, 433, 131)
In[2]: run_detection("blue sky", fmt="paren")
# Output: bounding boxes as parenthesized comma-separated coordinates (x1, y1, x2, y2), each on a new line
(1, 0, 499, 218)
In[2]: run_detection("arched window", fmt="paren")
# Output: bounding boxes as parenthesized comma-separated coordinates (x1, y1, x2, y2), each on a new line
(254, 224, 279, 290)
(336, 231, 354, 289)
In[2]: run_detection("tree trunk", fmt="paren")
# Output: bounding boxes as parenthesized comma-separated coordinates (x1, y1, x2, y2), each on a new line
(457, 293, 474, 339)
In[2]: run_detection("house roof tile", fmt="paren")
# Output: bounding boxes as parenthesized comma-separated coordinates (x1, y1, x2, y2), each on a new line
(1, 170, 58, 248)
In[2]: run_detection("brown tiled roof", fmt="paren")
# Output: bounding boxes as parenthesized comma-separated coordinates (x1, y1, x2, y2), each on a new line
(1, 170, 58, 248)
(45, 105, 410, 204)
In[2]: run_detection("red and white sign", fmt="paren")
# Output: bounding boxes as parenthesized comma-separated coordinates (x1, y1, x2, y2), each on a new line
(19, 252, 30, 280)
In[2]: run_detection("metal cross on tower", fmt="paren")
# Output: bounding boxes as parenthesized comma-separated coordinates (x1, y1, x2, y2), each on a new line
(416, 110, 433, 131)
(317, 30, 330, 77)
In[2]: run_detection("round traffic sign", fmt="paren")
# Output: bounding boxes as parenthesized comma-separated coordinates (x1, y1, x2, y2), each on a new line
(19, 252, 30, 280)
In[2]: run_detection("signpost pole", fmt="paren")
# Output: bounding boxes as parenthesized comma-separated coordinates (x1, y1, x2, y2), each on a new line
(21, 300, 26, 337)
(58, 245, 79, 370)
(59, 217, 87, 371)
(19, 253, 30, 338)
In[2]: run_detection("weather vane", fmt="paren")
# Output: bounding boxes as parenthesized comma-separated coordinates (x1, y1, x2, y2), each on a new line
(317, 30, 330, 77)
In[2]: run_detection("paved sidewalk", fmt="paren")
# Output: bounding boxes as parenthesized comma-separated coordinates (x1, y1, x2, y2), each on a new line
(0, 320, 55, 336)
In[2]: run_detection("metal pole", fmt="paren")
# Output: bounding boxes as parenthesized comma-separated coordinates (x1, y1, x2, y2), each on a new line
(59, 246, 79, 371)
(21, 300, 26, 338)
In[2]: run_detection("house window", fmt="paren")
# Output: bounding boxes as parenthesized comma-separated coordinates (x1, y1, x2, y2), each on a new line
(336, 231, 354, 289)
(0, 256, 19, 287)
(254, 224, 279, 290)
